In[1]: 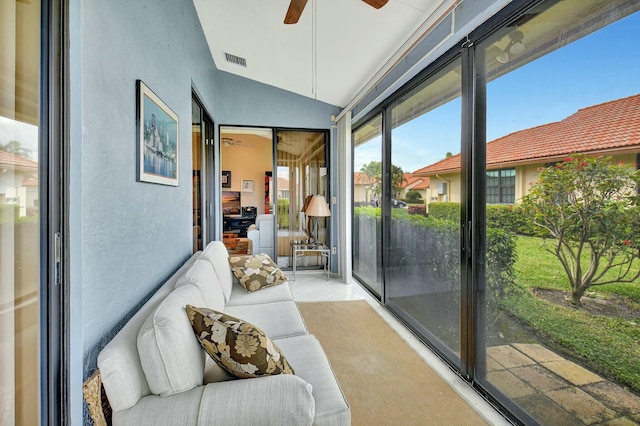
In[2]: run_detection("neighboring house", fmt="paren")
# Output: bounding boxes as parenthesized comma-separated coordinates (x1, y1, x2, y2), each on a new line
(0, 150, 39, 217)
(353, 172, 378, 205)
(277, 177, 290, 199)
(398, 173, 431, 202)
(354, 171, 431, 205)
(413, 93, 640, 207)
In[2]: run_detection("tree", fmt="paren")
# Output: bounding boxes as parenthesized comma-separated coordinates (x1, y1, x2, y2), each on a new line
(359, 161, 405, 201)
(0, 140, 32, 159)
(522, 154, 640, 305)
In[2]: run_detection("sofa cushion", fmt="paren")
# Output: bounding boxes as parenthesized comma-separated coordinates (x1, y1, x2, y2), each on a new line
(228, 253, 288, 292)
(200, 240, 234, 302)
(226, 281, 294, 307)
(198, 375, 315, 426)
(137, 284, 207, 397)
(274, 334, 351, 426)
(225, 300, 308, 339)
(174, 259, 225, 311)
(187, 305, 295, 379)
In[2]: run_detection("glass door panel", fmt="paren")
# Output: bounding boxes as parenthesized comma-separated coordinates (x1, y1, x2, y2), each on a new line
(191, 98, 203, 252)
(353, 115, 383, 297)
(477, 1, 640, 423)
(388, 60, 463, 364)
(0, 0, 41, 423)
(276, 130, 327, 268)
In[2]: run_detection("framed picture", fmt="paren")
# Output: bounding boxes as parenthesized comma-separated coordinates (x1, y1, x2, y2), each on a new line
(222, 170, 231, 188)
(241, 179, 254, 192)
(136, 80, 179, 186)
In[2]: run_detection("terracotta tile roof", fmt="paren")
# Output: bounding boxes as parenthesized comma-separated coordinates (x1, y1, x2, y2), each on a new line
(0, 150, 38, 171)
(402, 173, 430, 189)
(353, 172, 377, 185)
(414, 93, 640, 175)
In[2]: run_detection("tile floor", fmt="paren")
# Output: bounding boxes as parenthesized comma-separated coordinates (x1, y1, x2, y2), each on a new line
(286, 270, 511, 426)
(289, 270, 640, 426)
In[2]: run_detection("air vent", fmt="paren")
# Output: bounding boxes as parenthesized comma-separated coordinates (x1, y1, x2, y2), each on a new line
(224, 52, 247, 67)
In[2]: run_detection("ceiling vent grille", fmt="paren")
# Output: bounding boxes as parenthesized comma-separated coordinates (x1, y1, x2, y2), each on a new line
(224, 52, 247, 67)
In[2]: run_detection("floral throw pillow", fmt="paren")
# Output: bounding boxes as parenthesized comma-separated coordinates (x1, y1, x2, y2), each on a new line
(186, 305, 294, 379)
(228, 254, 288, 292)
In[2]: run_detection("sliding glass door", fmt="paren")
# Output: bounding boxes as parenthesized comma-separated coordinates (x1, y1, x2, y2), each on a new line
(276, 130, 328, 268)
(351, 0, 640, 423)
(475, 2, 640, 423)
(387, 59, 463, 364)
(353, 115, 383, 297)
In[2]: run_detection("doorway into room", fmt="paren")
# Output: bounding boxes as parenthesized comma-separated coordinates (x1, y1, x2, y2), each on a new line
(275, 129, 329, 269)
(218, 127, 329, 269)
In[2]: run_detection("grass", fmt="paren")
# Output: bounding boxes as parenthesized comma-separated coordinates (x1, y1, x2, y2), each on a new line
(515, 235, 640, 304)
(507, 235, 640, 393)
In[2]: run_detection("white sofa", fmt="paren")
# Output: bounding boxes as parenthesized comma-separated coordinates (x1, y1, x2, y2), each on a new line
(247, 214, 275, 259)
(96, 241, 350, 425)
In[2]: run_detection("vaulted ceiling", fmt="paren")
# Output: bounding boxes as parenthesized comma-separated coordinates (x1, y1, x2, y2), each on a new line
(193, 0, 449, 107)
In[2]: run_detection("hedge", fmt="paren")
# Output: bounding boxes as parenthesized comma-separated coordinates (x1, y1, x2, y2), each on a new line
(353, 207, 518, 307)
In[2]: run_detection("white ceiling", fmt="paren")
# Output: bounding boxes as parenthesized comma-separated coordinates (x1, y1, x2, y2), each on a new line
(193, 0, 448, 107)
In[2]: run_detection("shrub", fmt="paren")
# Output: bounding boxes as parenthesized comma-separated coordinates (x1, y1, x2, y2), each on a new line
(408, 205, 427, 216)
(276, 199, 289, 227)
(428, 202, 459, 222)
(405, 190, 422, 202)
(354, 207, 518, 308)
(486, 204, 536, 235)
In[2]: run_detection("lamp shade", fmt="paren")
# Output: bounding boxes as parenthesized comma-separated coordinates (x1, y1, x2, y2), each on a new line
(305, 195, 331, 217)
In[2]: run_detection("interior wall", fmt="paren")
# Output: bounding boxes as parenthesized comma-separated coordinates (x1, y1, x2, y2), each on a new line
(71, 0, 341, 422)
(221, 135, 272, 214)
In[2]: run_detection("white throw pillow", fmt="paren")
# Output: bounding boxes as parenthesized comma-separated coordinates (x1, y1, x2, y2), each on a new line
(201, 241, 234, 302)
(137, 284, 207, 396)
(175, 258, 225, 311)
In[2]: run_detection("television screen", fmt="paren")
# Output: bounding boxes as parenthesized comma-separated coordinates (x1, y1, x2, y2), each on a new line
(222, 191, 241, 215)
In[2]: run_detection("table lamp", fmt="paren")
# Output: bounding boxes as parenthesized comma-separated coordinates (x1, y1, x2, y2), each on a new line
(304, 194, 331, 244)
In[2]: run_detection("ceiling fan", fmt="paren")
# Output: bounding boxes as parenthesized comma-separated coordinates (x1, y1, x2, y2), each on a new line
(284, 0, 389, 24)
(221, 137, 244, 147)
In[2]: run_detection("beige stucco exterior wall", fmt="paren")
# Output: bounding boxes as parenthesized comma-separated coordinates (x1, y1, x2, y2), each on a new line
(419, 152, 639, 207)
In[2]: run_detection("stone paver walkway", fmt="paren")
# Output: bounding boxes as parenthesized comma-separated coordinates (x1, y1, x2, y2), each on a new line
(487, 344, 640, 425)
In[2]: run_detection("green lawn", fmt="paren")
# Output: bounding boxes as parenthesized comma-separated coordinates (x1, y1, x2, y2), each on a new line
(515, 235, 640, 304)
(507, 235, 640, 393)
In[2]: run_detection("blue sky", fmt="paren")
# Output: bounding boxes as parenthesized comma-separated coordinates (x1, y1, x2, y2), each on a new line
(362, 10, 640, 174)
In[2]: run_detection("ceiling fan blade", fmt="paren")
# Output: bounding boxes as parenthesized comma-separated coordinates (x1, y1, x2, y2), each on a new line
(362, 0, 388, 9)
(284, 0, 308, 24)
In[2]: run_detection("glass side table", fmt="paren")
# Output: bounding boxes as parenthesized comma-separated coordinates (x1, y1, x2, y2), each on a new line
(290, 241, 330, 281)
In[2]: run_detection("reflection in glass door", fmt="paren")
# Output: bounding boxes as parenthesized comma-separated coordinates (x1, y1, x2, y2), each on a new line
(0, 0, 41, 423)
(476, 2, 640, 423)
(353, 115, 383, 297)
(276, 130, 328, 269)
(388, 59, 463, 364)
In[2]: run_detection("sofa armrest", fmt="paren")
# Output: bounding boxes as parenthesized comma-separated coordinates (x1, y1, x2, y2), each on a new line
(198, 375, 315, 426)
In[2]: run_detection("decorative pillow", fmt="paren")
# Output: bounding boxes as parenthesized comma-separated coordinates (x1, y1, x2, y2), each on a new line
(228, 254, 288, 292)
(186, 305, 295, 379)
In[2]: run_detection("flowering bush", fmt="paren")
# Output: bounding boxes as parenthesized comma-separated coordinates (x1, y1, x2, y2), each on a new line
(522, 154, 640, 305)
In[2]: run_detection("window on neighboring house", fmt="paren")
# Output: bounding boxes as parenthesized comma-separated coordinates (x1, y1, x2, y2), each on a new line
(486, 168, 515, 203)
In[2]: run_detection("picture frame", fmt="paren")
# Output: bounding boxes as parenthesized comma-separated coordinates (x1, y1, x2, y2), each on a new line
(136, 80, 179, 186)
(222, 170, 231, 188)
(241, 179, 254, 192)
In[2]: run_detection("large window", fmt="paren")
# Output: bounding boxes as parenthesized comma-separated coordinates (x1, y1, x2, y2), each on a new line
(486, 169, 514, 204)
(0, 0, 41, 423)
(351, 0, 640, 423)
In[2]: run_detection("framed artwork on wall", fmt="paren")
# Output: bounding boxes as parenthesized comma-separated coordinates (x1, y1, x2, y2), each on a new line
(241, 179, 254, 192)
(222, 170, 231, 188)
(136, 80, 179, 186)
